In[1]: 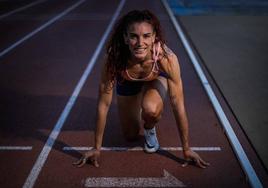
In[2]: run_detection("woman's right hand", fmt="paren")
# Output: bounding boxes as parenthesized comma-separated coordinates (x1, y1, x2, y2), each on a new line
(73, 148, 100, 168)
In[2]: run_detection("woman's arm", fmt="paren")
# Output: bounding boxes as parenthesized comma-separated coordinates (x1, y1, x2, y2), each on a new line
(164, 53, 209, 168)
(73, 63, 113, 167)
(166, 54, 189, 151)
(94, 64, 114, 150)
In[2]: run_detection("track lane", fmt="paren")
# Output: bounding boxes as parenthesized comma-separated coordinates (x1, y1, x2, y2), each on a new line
(1, 0, 265, 187)
(34, 0, 251, 187)
(0, 0, 47, 20)
(162, 1, 262, 187)
(0, 0, 36, 15)
(177, 16, 268, 187)
(0, 0, 118, 187)
(0, 0, 81, 53)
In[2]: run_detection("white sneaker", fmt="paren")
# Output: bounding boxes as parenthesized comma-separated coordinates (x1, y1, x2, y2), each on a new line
(144, 127, 160, 153)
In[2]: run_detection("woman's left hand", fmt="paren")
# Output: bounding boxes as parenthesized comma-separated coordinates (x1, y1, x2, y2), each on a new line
(182, 149, 210, 168)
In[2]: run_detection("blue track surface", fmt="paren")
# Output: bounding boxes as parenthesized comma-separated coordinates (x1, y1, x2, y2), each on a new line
(168, 0, 268, 15)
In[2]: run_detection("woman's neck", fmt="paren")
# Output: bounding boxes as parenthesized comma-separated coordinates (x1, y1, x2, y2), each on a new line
(129, 53, 152, 66)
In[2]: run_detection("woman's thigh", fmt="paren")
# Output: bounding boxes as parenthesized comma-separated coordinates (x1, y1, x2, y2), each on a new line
(116, 93, 142, 140)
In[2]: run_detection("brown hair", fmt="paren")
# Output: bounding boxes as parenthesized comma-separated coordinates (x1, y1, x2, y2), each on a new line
(105, 10, 166, 84)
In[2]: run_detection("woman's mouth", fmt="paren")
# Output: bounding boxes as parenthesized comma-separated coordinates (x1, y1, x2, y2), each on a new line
(134, 47, 146, 54)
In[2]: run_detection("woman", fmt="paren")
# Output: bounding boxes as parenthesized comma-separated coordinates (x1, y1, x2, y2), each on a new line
(74, 10, 209, 168)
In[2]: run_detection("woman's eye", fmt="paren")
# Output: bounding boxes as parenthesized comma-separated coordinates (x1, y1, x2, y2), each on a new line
(144, 34, 151, 38)
(129, 34, 136, 39)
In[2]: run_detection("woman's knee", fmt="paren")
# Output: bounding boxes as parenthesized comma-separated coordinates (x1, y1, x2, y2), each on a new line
(141, 102, 162, 123)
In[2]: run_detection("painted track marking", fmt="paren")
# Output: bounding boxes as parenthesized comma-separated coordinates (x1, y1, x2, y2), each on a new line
(85, 170, 186, 187)
(0, 146, 32, 151)
(161, 0, 262, 188)
(0, 0, 47, 20)
(0, 0, 86, 58)
(63, 146, 221, 152)
(22, 1, 126, 188)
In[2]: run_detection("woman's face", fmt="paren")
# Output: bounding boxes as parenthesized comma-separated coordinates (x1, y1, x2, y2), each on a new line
(124, 22, 156, 61)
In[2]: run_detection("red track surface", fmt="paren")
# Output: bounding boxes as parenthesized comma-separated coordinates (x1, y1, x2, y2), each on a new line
(0, 0, 267, 187)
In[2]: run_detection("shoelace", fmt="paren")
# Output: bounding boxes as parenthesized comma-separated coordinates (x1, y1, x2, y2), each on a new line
(145, 128, 157, 146)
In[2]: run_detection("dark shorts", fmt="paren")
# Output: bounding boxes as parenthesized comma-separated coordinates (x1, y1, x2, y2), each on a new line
(116, 80, 144, 96)
(116, 72, 169, 96)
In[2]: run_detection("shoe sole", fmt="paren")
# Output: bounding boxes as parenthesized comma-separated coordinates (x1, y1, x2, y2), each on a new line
(144, 143, 160, 153)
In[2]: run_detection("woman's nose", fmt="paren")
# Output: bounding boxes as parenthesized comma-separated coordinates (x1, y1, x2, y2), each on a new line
(137, 37, 144, 45)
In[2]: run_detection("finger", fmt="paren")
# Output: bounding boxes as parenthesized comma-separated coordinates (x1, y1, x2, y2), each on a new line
(76, 158, 87, 168)
(195, 159, 206, 169)
(200, 158, 210, 166)
(93, 160, 99, 168)
(90, 158, 99, 168)
(72, 158, 83, 166)
(73, 152, 93, 167)
(201, 161, 210, 167)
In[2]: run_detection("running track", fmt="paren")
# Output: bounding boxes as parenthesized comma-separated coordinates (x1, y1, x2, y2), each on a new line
(0, 0, 267, 187)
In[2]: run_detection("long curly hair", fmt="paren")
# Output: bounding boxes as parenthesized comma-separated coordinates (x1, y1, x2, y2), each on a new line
(105, 10, 167, 84)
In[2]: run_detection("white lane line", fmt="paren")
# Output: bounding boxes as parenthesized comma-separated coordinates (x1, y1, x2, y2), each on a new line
(0, 0, 86, 58)
(161, 1, 263, 188)
(22, 1, 126, 188)
(63, 146, 221, 151)
(0, 0, 46, 20)
(0, 146, 32, 151)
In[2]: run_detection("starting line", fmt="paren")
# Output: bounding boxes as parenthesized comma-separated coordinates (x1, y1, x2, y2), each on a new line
(0, 146, 32, 151)
(63, 146, 221, 152)
(0, 146, 221, 151)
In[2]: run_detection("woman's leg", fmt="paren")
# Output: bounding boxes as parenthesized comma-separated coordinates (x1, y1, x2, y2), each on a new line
(117, 93, 142, 141)
(142, 76, 168, 129)
(116, 76, 167, 142)
(141, 76, 168, 153)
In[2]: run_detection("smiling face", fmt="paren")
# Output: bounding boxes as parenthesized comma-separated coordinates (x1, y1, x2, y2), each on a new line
(124, 22, 156, 62)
